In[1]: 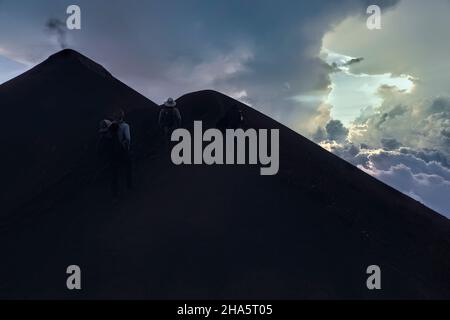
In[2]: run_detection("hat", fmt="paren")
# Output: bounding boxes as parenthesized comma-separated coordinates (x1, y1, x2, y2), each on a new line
(164, 97, 177, 107)
(98, 119, 112, 133)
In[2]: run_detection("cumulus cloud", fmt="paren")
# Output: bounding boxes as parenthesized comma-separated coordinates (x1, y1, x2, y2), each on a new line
(348, 95, 450, 157)
(319, 139, 450, 217)
(381, 138, 402, 150)
(343, 57, 364, 67)
(313, 70, 450, 218)
(0, 0, 400, 120)
(325, 120, 349, 142)
(362, 162, 450, 218)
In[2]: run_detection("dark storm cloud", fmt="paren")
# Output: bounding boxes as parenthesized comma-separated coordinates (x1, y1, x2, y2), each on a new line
(376, 104, 408, 128)
(0, 0, 400, 118)
(442, 128, 450, 140)
(429, 96, 450, 114)
(381, 137, 402, 150)
(399, 148, 450, 168)
(325, 120, 349, 142)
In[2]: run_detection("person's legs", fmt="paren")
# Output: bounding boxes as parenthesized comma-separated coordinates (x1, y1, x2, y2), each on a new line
(111, 160, 119, 198)
(164, 126, 171, 140)
(165, 126, 178, 153)
(161, 126, 171, 153)
(125, 153, 133, 190)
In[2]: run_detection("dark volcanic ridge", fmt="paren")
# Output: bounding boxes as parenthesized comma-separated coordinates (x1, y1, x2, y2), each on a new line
(0, 49, 449, 299)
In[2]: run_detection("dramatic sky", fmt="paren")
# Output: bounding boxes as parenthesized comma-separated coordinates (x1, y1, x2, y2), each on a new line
(1, 0, 449, 217)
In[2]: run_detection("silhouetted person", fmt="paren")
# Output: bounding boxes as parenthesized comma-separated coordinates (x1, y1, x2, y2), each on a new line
(217, 104, 244, 132)
(109, 109, 133, 198)
(158, 97, 181, 140)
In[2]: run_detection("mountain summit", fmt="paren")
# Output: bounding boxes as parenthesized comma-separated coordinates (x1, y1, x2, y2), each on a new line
(42, 48, 113, 78)
(0, 49, 158, 223)
(1, 50, 449, 299)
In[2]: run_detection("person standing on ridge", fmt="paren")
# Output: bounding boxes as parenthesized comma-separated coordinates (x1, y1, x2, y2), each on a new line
(109, 108, 133, 198)
(158, 97, 182, 140)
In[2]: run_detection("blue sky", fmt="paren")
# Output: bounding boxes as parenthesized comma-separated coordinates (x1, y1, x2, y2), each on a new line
(0, 53, 28, 84)
(1, 0, 449, 217)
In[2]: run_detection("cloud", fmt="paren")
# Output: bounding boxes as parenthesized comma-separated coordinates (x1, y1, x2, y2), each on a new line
(343, 57, 364, 66)
(315, 96, 450, 218)
(429, 96, 450, 114)
(0, 0, 400, 121)
(348, 96, 450, 157)
(362, 163, 450, 218)
(381, 137, 402, 150)
(314, 91, 450, 218)
(325, 120, 349, 142)
(324, 0, 450, 100)
(399, 148, 450, 168)
(318, 138, 450, 218)
(375, 104, 408, 129)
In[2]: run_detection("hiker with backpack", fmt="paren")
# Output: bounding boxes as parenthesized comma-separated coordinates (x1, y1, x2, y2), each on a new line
(108, 108, 133, 198)
(158, 97, 182, 139)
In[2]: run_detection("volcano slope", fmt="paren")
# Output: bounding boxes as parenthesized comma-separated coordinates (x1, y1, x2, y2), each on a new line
(0, 50, 449, 299)
(0, 49, 159, 223)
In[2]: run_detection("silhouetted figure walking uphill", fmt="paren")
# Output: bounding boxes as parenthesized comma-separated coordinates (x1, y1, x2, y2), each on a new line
(108, 109, 133, 197)
(158, 97, 182, 139)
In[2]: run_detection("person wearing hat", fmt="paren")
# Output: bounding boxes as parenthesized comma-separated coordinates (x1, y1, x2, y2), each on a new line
(158, 97, 182, 140)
